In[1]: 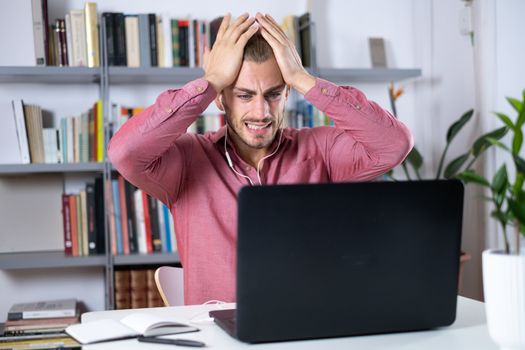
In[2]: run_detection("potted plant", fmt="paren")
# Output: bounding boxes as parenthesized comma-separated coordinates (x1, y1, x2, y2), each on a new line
(456, 90, 525, 350)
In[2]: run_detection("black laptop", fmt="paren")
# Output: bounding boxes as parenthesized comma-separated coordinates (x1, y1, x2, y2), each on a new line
(210, 180, 464, 343)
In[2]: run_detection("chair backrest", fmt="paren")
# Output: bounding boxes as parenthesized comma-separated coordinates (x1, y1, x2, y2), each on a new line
(154, 266, 184, 306)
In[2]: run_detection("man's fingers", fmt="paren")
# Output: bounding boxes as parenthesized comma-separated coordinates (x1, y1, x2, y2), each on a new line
(231, 16, 256, 43)
(236, 22, 259, 48)
(224, 13, 250, 39)
(216, 13, 231, 40)
(255, 13, 287, 45)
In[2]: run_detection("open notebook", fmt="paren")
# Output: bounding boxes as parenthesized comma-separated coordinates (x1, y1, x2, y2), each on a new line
(66, 313, 198, 344)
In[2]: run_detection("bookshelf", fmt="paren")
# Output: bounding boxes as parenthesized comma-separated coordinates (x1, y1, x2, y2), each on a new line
(0, 6, 421, 312)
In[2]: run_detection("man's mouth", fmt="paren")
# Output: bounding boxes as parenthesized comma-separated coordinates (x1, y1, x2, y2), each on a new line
(245, 121, 272, 130)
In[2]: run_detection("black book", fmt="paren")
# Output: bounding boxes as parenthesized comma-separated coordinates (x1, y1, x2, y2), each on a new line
(178, 20, 189, 67)
(148, 195, 162, 252)
(86, 182, 98, 255)
(114, 13, 127, 66)
(124, 180, 138, 253)
(102, 13, 116, 66)
(298, 13, 311, 67)
(94, 176, 106, 254)
(148, 14, 157, 66)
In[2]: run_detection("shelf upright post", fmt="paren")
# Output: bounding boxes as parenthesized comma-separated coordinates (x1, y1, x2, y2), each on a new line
(309, 20, 318, 76)
(99, 15, 115, 310)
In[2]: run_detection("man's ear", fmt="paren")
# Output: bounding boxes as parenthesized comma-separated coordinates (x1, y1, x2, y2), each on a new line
(215, 94, 225, 112)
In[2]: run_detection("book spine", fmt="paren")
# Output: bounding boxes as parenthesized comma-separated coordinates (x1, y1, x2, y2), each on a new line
(65, 14, 73, 66)
(94, 176, 106, 254)
(62, 194, 73, 255)
(142, 191, 153, 254)
(96, 100, 103, 162)
(118, 175, 130, 255)
(138, 14, 151, 67)
(86, 183, 97, 255)
(148, 14, 157, 66)
(31, 0, 46, 65)
(114, 13, 127, 66)
(134, 189, 147, 254)
(125, 16, 140, 67)
(130, 269, 148, 308)
(12, 100, 31, 164)
(59, 18, 68, 66)
(157, 200, 167, 253)
(156, 16, 164, 67)
(114, 270, 131, 309)
(146, 269, 163, 307)
(80, 190, 89, 256)
(171, 19, 179, 66)
(103, 13, 116, 66)
(84, 2, 99, 67)
(125, 181, 138, 253)
(148, 196, 161, 252)
(162, 204, 172, 252)
(69, 9, 87, 66)
(69, 194, 79, 256)
(178, 20, 188, 67)
(111, 179, 123, 255)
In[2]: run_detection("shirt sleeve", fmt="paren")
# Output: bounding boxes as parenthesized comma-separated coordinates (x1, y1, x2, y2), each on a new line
(304, 78, 413, 181)
(107, 78, 217, 206)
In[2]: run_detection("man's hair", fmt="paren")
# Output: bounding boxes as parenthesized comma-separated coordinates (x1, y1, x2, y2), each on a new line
(243, 32, 274, 63)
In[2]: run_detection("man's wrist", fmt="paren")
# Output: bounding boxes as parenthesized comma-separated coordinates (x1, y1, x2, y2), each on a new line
(204, 74, 226, 94)
(291, 71, 316, 95)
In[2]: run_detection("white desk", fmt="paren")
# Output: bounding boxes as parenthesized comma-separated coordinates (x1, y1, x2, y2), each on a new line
(81, 297, 497, 349)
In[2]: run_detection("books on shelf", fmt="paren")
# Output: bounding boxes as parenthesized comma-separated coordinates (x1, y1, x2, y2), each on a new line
(66, 312, 198, 344)
(27, 4, 313, 68)
(115, 268, 166, 310)
(4, 99, 105, 165)
(7, 299, 78, 321)
(62, 177, 105, 256)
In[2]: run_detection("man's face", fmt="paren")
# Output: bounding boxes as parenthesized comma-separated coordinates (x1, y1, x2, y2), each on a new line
(219, 56, 288, 152)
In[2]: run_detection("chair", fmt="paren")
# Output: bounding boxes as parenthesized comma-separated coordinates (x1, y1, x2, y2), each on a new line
(154, 266, 184, 306)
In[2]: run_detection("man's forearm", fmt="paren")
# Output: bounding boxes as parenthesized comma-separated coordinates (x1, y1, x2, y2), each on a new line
(107, 78, 217, 203)
(305, 78, 413, 180)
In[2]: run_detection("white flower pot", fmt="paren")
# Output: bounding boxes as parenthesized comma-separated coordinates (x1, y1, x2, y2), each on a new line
(482, 249, 525, 350)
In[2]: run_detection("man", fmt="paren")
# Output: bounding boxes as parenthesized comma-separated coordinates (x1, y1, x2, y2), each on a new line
(108, 13, 413, 305)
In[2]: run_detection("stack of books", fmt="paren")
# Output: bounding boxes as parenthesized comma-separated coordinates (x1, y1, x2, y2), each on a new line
(0, 299, 80, 349)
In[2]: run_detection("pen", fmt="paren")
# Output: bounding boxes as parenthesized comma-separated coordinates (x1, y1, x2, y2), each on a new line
(137, 336, 206, 347)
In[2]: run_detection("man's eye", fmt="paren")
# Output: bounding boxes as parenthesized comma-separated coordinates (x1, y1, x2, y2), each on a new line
(237, 95, 251, 100)
(266, 93, 281, 100)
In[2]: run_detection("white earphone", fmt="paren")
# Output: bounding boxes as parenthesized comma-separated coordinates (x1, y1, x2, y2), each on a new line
(223, 125, 284, 186)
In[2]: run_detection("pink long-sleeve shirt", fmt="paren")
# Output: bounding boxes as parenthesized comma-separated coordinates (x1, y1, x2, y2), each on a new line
(108, 77, 413, 305)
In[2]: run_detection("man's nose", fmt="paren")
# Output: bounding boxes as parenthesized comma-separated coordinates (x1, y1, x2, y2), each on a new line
(253, 95, 269, 119)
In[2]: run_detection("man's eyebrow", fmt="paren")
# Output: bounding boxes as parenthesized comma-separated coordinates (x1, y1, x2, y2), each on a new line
(232, 84, 286, 95)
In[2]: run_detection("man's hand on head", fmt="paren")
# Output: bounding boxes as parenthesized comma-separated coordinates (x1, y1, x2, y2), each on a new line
(203, 13, 259, 94)
(256, 13, 316, 95)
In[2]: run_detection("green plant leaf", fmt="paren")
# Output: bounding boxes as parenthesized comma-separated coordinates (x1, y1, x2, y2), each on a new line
(485, 137, 511, 152)
(446, 109, 474, 143)
(509, 199, 525, 226)
(491, 210, 509, 224)
(512, 128, 523, 155)
(507, 97, 523, 113)
(457, 170, 490, 187)
(472, 127, 509, 157)
(405, 146, 423, 169)
(492, 165, 508, 194)
(514, 156, 525, 174)
(444, 153, 470, 178)
(495, 112, 514, 129)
